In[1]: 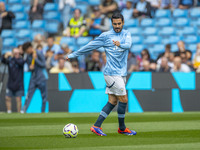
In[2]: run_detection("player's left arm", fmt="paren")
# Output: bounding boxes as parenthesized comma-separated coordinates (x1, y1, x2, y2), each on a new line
(118, 32, 132, 50)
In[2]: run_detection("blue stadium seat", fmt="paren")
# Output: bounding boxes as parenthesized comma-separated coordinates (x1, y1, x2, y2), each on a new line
(77, 37, 93, 46)
(124, 19, 138, 28)
(132, 36, 143, 44)
(182, 27, 196, 36)
(155, 9, 171, 18)
(17, 39, 31, 46)
(16, 29, 32, 39)
(76, 4, 88, 15)
(32, 20, 46, 29)
(88, 0, 101, 5)
(173, 9, 188, 18)
(155, 18, 172, 27)
(44, 3, 58, 11)
(32, 30, 46, 40)
(1, 30, 14, 38)
(149, 44, 165, 59)
(171, 44, 178, 52)
(8, 4, 24, 12)
(3, 38, 16, 47)
(142, 27, 158, 35)
(131, 44, 145, 54)
(14, 13, 28, 21)
(60, 37, 76, 46)
(45, 21, 60, 33)
(144, 36, 161, 45)
(187, 44, 197, 53)
(183, 35, 199, 44)
(13, 21, 30, 29)
(24, 5, 30, 12)
(190, 8, 200, 18)
(43, 11, 61, 21)
(159, 27, 176, 36)
(8, 0, 22, 4)
(127, 27, 141, 35)
(169, 36, 182, 44)
(140, 19, 155, 27)
(22, 0, 30, 4)
(174, 18, 190, 27)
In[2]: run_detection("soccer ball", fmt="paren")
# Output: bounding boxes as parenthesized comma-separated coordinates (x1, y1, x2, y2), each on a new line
(63, 123, 78, 138)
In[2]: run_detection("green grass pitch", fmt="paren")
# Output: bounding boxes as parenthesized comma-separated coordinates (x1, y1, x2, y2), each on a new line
(0, 112, 200, 150)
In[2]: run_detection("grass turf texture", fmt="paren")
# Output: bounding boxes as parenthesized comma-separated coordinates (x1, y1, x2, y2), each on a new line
(0, 112, 200, 150)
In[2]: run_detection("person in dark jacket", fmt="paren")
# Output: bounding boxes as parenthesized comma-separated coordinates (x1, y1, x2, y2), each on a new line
(2, 48, 24, 113)
(0, 2, 15, 34)
(22, 42, 48, 113)
(133, 0, 152, 18)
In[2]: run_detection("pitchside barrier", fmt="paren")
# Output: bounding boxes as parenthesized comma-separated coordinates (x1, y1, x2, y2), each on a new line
(0, 72, 200, 113)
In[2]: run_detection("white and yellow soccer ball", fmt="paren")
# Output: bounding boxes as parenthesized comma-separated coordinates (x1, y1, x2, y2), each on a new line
(63, 123, 78, 138)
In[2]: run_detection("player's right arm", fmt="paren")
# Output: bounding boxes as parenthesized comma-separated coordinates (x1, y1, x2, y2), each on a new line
(66, 33, 106, 59)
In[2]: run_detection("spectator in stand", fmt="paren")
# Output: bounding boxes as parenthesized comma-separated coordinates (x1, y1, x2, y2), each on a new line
(127, 52, 138, 73)
(63, 8, 88, 38)
(157, 56, 171, 72)
(121, 0, 134, 21)
(85, 50, 102, 71)
(141, 60, 150, 71)
(36, 44, 43, 51)
(160, 0, 179, 9)
(71, 59, 80, 73)
(99, 0, 118, 18)
(171, 56, 191, 72)
(89, 6, 110, 37)
(157, 44, 171, 64)
(32, 34, 47, 50)
(2, 48, 24, 113)
(117, 0, 127, 11)
(59, 0, 76, 28)
(139, 49, 154, 70)
(133, 0, 152, 19)
(42, 36, 61, 70)
(168, 52, 175, 68)
(29, 0, 46, 23)
(0, 2, 15, 34)
(50, 57, 70, 73)
(150, 62, 157, 72)
(179, 0, 194, 9)
(22, 42, 48, 113)
(193, 43, 200, 72)
(51, 43, 73, 72)
(146, 0, 161, 16)
(174, 41, 190, 57)
(101, 52, 107, 72)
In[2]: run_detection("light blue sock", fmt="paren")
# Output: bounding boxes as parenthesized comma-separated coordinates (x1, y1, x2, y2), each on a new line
(117, 101, 127, 131)
(94, 102, 115, 127)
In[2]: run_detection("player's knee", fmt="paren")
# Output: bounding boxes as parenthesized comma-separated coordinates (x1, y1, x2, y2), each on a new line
(109, 99, 117, 105)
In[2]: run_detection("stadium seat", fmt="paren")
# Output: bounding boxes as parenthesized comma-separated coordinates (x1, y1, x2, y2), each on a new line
(24, 5, 30, 12)
(169, 36, 182, 44)
(77, 37, 93, 46)
(88, 0, 101, 5)
(17, 39, 31, 46)
(173, 9, 188, 18)
(8, 4, 24, 12)
(190, 8, 200, 18)
(32, 20, 46, 29)
(16, 29, 32, 39)
(76, 4, 88, 15)
(127, 27, 141, 35)
(155, 9, 171, 18)
(8, 0, 22, 4)
(183, 35, 199, 44)
(130, 44, 145, 54)
(144, 36, 161, 45)
(142, 27, 158, 35)
(22, 0, 30, 4)
(132, 36, 143, 44)
(159, 27, 176, 36)
(45, 21, 60, 33)
(43, 11, 61, 21)
(3, 38, 16, 47)
(171, 44, 178, 52)
(174, 18, 190, 27)
(1, 30, 14, 38)
(182, 27, 196, 36)
(187, 44, 197, 53)
(149, 44, 165, 59)
(14, 13, 28, 21)
(60, 37, 76, 46)
(32, 30, 46, 40)
(140, 19, 155, 27)
(155, 18, 172, 27)
(124, 19, 138, 28)
(13, 21, 30, 29)
(44, 3, 58, 12)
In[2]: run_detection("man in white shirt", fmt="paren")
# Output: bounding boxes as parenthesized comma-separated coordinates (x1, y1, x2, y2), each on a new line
(171, 56, 191, 72)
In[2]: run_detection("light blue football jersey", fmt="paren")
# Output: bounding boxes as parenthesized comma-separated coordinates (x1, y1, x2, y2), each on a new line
(68, 29, 132, 76)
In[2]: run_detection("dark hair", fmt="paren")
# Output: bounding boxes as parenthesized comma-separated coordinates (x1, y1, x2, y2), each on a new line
(111, 12, 124, 22)
(165, 44, 171, 49)
(74, 8, 81, 14)
(47, 36, 54, 40)
(141, 49, 151, 59)
(22, 42, 32, 52)
(36, 44, 43, 49)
